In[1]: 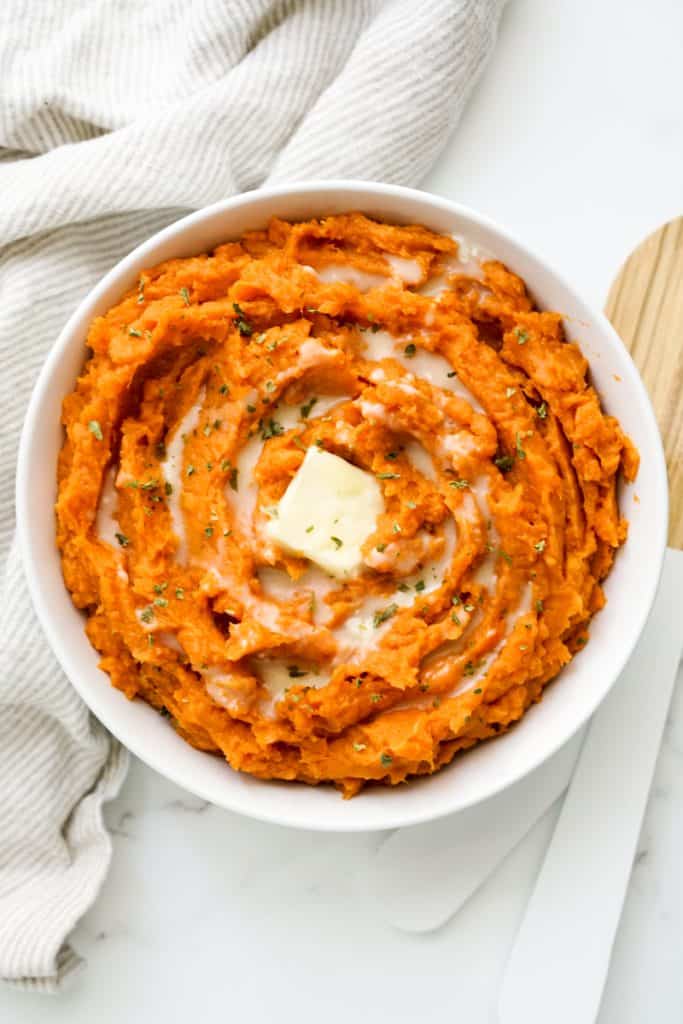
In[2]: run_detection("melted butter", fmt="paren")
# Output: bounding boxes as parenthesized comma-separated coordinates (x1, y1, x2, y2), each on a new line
(160, 389, 204, 562)
(96, 465, 121, 546)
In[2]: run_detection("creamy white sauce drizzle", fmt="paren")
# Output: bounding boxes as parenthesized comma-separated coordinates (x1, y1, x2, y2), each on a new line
(160, 389, 204, 562)
(315, 264, 389, 291)
(404, 439, 437, 481)
(362, 330, 483, 411)
(385, 254, 422, 284)
(96, 466, 121, 547)
(418, 235, 493, 296)
(448, 582, 533, 697)
(258, 566, 335, 627)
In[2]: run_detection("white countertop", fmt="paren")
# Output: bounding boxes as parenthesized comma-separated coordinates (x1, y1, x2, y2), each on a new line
(3, 0, 682, 1020)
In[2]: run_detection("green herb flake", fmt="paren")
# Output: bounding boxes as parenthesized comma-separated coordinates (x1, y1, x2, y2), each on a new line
(404, 343, 417, 358)
(229, 467, 239, 491)
(494, 454, 514, 473)
(128, 327, 143, 338)
(175, 588, 185, 600)
(534, 539, 546, 552)
(153, 582, 168, 594)
(232, 302, 253, 337)
(451, 612, 461, 624)
(301, 396, 318, 419)
(154, 597, 168, 608)
(464, 603, 475, 612)
(536, 402, 548, 419)
(246, 403, 256, 414)
(140, 606, 154, 623)
(498, 549, 512, 565)
(219, 383, 230, 395)
(305, 525, 314, 534)
(376, 543, 386, 552)
(115, 532, 129, 547)
(535, 599, 544, 613)
(515, 432, 527, 461)
(397, 583, 410, 593)
(377, 472, 401, 480)
(288, 665, 307, 678)
(415, 580, 425, 592)
(380, 752, 393, 767)
(373, 603, 398, 628)
(261, 418, 284, 441)
(449, 479, 469, 490)
(186, 465, 195, 477)
(514, 327, 528, 345)
(330, 536, 343, 549)
(370, 693, 382, 703)
(392, 522, 401, 534)
(353, 742, 367, 752)
(88, 420, 103, 441)
(179, 287, 191, 306)
(204, 526, 214, 537)
(473, 687, 483, 695)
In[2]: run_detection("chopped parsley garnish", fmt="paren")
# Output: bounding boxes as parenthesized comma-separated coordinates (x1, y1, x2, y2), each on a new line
(377, 472, 400, 480)
(186, 465, 195, 476)
(534, 539, 546, 552)
(373, 603, 398, 628)
(536, 402, 548, 419)
(175, 588, 185, 600)
(246, 403, 256, 413)
(451, 612, 461, 624)
(305, 525, 314, 533)
(404, 343, 417, 358)
(219, 383, 230, 395)
(232, 302, 253, 336)
(204, 526, 214, 537)
(386, 451, 398, 460)
(380, 752, 393, 766)
(229, 467, 239, 491)
(392, 522, 401, 534)
(353, 742, 367, 752)
(463, 661, 476, 676)
(473, 687, 483, 695)
(535, 599, 544, 612)
(464, 603, 475, 612)
(330, 536, 343, 549)
(265, 380, 275, 392)
(153, 583, 167, 594)
(179, 287, 191, 306)
(498, 549, 512, 565)
(376, 543, 386, 552)
(88, 420, 103, 441)
(154, 597, 168, 608)
(260, 418, 284, 440)
(165, 482, 173, 495)
(397, 583, 410, 592)
(494, 454, 514, 473)
(115, 532, 129, 547)
(452, 595, 461, 606)
(370, 693, 382, 703)
(449, 479, 469, 489)
(415, 580, 425, 592)
(287, 666, 307, 678)
(140, 606, 154, 623)
(514, 327, 528, 344)
(515, 432, 527, 460)
(220, 459, 231, 472)
(301, 396, 318, 418)
(128, 327, 142, 338)
(447, 370, 457, 378)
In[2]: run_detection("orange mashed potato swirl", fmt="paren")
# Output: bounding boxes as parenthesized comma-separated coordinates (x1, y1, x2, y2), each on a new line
(57, 214, 638, 797)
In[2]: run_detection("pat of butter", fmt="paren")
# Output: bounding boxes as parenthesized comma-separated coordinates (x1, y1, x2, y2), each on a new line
(265, 447, 383, 577)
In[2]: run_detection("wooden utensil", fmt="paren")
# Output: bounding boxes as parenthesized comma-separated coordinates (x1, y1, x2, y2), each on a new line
(605, 216, 683, 547)
(499, 218, 683, 1024)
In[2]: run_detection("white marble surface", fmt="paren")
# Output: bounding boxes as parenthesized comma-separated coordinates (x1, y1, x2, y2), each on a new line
(3, 0, 683, 1020)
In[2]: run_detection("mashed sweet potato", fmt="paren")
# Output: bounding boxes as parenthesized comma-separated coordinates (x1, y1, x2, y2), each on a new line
(57, 213, 638, 797)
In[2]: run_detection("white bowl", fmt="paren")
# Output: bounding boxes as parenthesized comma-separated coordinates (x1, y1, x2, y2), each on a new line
(17, 181, 668, 832)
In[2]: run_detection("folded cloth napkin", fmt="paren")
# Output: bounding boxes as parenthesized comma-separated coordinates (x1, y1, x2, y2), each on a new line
(0, 0, 505, 992)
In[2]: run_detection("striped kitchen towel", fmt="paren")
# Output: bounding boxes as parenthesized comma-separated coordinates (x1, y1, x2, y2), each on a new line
(0, 0, 506, 992)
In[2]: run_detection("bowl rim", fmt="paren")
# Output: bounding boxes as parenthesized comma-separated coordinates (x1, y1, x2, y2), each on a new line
(16, 179, 669, 831)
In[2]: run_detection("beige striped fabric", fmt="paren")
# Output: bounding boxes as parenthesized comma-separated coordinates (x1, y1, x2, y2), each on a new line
(0, 0, 505, 992)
